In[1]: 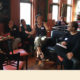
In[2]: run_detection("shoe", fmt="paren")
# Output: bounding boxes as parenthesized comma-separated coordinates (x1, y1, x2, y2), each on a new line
(35, 58, 39, 65)
(40, 61, 44, 67)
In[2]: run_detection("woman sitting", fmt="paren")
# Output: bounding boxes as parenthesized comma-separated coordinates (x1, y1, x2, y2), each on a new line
(20, 19, 34, 52)
(25, 14, 49, 63)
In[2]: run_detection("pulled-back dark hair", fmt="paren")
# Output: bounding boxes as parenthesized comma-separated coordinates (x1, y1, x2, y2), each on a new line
(71, 21, 78, 30)
(35, 14, 42, 19)
(21, 19, 25, 23)
(35, 13, 42, 25)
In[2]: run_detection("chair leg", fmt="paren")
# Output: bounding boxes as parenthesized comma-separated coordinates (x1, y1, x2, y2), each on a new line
(0, 63, 3, 70)
(60, 62, 63, 70)
(26, 56, 28, 70)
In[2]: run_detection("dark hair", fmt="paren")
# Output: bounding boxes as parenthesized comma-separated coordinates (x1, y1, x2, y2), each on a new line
(71, 21, 78, 30)
(35, 14, 42, 25)
(21, 19, 24, 23)
(35, 14, 42, 19)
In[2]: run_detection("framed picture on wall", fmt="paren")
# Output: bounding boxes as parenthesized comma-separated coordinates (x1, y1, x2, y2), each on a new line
(0, 0, 10, 22)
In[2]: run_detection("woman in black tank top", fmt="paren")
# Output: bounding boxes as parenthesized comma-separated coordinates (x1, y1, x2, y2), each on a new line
(25, 14, 49, 64)
(34, 14, 49, 64)
(36, 23, 47, 37)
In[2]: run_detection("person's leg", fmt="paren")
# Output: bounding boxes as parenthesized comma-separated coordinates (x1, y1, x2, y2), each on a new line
(34, 37, 41, 50)
(71, 58, 80, 70)
(63, 58, 73, 70)
(57, 52, 79, 70)
(27, 37, 34, 53)
(56, 52, 73, 69)
(12, 38, 21, 50)
(34, 37, 44, 64)
(35, 46, 42, 64)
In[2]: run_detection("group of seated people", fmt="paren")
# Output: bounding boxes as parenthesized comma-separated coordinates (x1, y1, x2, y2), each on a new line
(0, 14, 80, 70)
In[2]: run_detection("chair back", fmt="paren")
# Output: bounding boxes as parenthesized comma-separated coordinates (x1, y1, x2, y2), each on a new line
(3, 53, 20, 70)
(0, 54, 7, 70)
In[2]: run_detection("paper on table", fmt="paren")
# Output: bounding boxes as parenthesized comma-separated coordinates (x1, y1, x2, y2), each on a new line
(56, 43, 67, 49)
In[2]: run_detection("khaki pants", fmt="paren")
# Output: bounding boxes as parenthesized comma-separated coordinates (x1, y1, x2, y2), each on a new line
(34, 36, 47, 50)
(12, 38, 21, 50)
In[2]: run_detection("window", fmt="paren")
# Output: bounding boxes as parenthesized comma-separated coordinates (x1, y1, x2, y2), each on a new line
(67, 0, 72, 22)
(67, 0, 72, 5)
(20, 3, 31, 25)
(67, 6, 72, 22)
(53, 0, 59, 3)
(52, 0, 59, 21)
(52, 5, 59, 21)
(76, 0, 80, 18)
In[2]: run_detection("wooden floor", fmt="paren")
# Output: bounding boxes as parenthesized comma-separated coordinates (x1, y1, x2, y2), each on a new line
(27, 56, 61, 70)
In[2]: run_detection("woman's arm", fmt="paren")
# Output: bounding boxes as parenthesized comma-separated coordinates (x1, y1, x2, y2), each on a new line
(43, 22, 49, 32)
(19, 26, 22, 32)
(25, 25, 36, 35)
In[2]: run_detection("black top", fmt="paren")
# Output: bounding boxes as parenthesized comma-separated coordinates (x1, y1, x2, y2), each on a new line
(20, 25, 32, 39)
(21, 25, 32, 33)
(36, 23, 47, 37)
(7, 25, 20, 38)
(63, 32, 80, 59)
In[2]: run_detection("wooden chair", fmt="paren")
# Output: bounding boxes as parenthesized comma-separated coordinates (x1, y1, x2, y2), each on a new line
(9, 49, 29, 69)
(3, 53, 24, 70)
(0, 53, 7, 70)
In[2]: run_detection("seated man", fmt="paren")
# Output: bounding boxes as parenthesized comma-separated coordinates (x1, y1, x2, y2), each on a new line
(56, 21, 80, 69)
(6, 20, 21, 50)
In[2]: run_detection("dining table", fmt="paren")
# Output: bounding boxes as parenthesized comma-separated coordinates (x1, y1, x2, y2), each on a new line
(0, 33, 29, 70)
(0, 33, 14, 54)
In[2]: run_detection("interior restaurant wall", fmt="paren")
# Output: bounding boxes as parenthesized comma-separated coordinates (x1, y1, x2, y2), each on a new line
(47, 0, 67, 36)
(0, 0, 20, 34)
(0, 0, 37, 34)
(30, 0, 48, 28)
(73, 0, 80, 20)
(0, 23, 4, 35)
(10, 0, 76, 26)
(48, 0, 67, 21)
(35, 0, 48, 21)
(11, 0, 46, 28)
(11, 0, 20, 26)
(0, 0, 77, 34)
(0, 0, 10, 34)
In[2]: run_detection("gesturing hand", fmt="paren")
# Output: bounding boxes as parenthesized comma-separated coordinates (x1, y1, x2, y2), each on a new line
(61, 41, 67, 46)
(25, 31, 29, 34)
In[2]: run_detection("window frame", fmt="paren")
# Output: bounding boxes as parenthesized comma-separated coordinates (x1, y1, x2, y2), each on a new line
(52, 0, 59, 3)
(66, 0, 72, 22)
(52, 0, 60, 21)
(20, 1, 32, 25)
